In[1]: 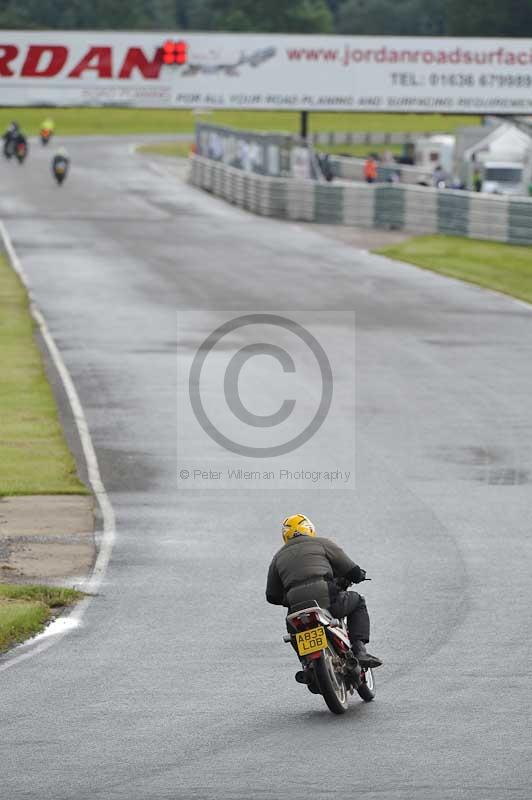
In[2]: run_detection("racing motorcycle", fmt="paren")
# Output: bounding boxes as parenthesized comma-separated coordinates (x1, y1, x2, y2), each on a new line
(40, 127, 53, 146)
(283, 581, 376, 715)
(52, 157, 69, 185)
(15, 139, 28, 164)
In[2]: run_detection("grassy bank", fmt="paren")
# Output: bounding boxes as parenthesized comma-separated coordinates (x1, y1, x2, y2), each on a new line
(137, 141, 192, 158)
(0, 252, 88, 495)
(375, 235, 532, 305)
(0, 108, 480, 137)
(318, 143, 403, 158)
(0, 584, 83, 653)
(137, 139, 403, 160)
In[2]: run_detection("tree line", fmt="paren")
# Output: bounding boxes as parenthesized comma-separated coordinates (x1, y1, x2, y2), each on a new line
(1, 0, 532, 37)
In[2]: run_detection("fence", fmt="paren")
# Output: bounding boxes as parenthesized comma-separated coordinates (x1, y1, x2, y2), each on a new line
(195, 121, 321, 179)
(194, 123, 430, 184)
(310, 131, 438, 147)
(195, 122, 292, 176)
(189, 154, 532, 245)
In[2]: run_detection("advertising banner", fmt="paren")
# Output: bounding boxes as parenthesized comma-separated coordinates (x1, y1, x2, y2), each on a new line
(2, 31, 532, 112)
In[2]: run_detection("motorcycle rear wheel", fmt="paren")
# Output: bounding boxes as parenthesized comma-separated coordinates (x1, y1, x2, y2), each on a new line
(314, 647, 349, 715)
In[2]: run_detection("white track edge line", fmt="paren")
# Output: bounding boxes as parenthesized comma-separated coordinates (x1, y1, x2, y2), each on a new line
(0, 221, 116, 672)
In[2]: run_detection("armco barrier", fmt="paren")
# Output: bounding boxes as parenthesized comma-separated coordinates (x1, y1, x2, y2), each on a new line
(189, 155, 532, 245)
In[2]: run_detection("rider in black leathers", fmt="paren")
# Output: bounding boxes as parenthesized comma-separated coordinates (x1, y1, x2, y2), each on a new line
(266, 514, 383, 673)
(3, 121, 19, 158)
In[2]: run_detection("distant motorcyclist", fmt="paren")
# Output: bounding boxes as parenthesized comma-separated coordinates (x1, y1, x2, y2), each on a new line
(3, 120, 19, 158)
(40, 117, 55, 145)
(52, 148, 69, 184)
(12, 129, 28, 163)
(266, 514, 383, 677)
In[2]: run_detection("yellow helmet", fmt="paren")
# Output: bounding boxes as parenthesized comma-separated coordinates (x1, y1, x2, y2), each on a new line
(282, 514, 316, 544)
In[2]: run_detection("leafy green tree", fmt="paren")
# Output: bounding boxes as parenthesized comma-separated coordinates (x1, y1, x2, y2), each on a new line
(337, 0, 447, 35)
(0, 0, 176, 30)
(446, 0, 532, 36)
(175, 0, 191, 28)
(189, 0, 333, 32)
(138, 0, 176, 29)
(7, 0, 532, 36)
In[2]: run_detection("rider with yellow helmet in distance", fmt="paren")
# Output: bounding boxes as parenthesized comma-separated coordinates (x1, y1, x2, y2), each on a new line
(40, 117, 55, 145)
(266, 514, 382, 681)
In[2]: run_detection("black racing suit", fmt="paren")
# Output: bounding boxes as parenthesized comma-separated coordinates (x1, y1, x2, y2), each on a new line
(52, 154, 69, 171)
(3, 125, 18, 157)
(265, 534, 371, 644)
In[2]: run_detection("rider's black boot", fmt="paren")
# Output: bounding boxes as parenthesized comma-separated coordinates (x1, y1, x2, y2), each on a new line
(295, 670, 308, 684)
(351, 640, 383, 668)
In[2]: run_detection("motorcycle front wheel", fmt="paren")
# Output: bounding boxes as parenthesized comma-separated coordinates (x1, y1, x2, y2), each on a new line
(314, 647, 349, 715)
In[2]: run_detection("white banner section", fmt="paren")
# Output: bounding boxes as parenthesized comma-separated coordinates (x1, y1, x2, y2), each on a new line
(2, 31, 532, 112)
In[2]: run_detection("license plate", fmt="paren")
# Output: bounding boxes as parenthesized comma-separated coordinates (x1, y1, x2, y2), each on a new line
(296, 626, 327, 656)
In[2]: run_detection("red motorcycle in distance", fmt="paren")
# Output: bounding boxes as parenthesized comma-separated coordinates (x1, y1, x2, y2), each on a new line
(283, 579, 376, 714)
(15, 139, 28, 164)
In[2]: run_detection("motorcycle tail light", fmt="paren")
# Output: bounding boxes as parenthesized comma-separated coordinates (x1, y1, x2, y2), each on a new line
(289, 610, 321, 631)
(299, 611, 319, 626)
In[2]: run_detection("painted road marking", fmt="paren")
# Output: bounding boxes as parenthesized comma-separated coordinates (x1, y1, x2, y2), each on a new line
(0, 221, 116, 672)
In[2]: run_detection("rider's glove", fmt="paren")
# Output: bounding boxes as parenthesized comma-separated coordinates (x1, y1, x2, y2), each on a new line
(334, 576, 350, 591)
(346, 565, 366, 584)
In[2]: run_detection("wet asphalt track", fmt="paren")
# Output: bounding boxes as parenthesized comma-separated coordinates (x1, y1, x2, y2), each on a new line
(1, 135, 532, 800)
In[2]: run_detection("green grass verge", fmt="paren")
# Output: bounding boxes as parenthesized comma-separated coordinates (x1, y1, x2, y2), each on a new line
(138, 140, 403, 160)
(375, 235, 532, 305)
(136, 140, 192, 158)
(318, 143, 403, 158)
(0, 584, 83, 653)
(0, 108, 480, 137)
(0, 253, 88, 495)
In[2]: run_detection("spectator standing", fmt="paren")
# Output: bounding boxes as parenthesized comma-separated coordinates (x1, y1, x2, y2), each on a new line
(363, 155, 377, 183)
(432, 163, 447, 188)
(473, 168, 482, 192)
